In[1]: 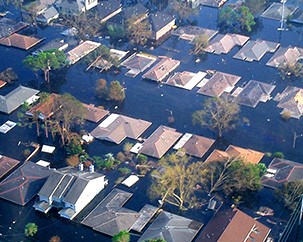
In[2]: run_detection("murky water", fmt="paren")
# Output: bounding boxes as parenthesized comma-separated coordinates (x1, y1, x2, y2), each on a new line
(0, 3, 303, 242)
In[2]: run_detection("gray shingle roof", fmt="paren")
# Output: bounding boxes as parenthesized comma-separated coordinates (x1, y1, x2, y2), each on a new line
(149, 12, 175, 32)
(0, 85, 39, 114)
(82, 188, 140, 236)
(138, 211, 202, 242)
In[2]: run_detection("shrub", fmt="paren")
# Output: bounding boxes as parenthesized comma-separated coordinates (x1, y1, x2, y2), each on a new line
(118, 167, 131, 175)
(137, 154, 148, 164)
(117, 152, 126, 162)
(25, 223, 38, 237)
(66, 155, 80, 167)
(273, 152, 284, 159)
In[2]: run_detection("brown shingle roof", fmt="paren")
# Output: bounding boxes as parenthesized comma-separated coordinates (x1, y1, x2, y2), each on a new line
(139, 125, 182, 158)
(196, 208, 271, 242)
(197, 71, 241, 97)
(204, 149, 229, 163)
(142, 57, 180, 82)
(0, 155, 20, 179)
(206, 33, 249, 54)
(82, 103, 109, 123)
(26, 93, 60, 119)
(180, 134, 215, 158)
(225, 145, 264, 164)
(91, 114, 152, 144)
(0, 33, 44, 50)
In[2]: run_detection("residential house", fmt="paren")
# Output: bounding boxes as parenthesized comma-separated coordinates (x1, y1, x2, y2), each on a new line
(235, 80, 275, 108)
(290, 8, 303, 24)
(138, 210, 202, 242)
(274, 86, 303, 119)
(0, 17, 28, 40)
(266, 46, 303, 68)
(97, 0, 122, 24)
(66, 40, 101, 64)
(0, 155, 20, 179)
(26, 93, 60, 120)
(261, 2, 297, 21)
(197, 71, 241, 97)
(105, 2, 147, 27)
(121, 53, 157, 77)
(36, 6, 59, 24)
(205, 33, 249, 55)
(0, 85, 39, 114)
(81, 188, 140, 236)
(56, 0, 98, 15)
(173, 133, 215, 158)
(196, 207, 271, 242)
(233, 40, 280, 62)
(0, 161, 53, 205)
(34, 166, 107, 220)
(165, 71, 207, 90)
(173, 26, 218, 42)
(205, 145, 264, 164)
(262, 158, 303, 189)
(91, 113, 152, 144)
(149, 12, 176, 42)
(200, 0, 228, 8)
(142, 57, 180, 82)
(0, 33, 44, 50)
(82, 103, 109, 123)
(139, 125, 182, 159)
(32, 39, 68, 55)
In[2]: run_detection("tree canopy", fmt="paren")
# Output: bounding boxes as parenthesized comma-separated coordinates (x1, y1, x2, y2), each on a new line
(23, 50, 66, 83)
(201, 158, 264, 195)
(126, 14, 152, 45)
(25, 223, 38, 237)
(112, 230, 130, 242)
(278, 62, 303, 81)
(275, 180, 303, 211)
(149, 153, 204, 210)
(218, 6, 255, 33)
(191, 34, 209, 55)
(108, 81, 126, 102)
(192, 96, 240, 137)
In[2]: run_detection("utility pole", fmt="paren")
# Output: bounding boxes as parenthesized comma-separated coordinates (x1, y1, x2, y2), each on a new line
(277, 0, 288, 31)
(293, 131, 303, 148)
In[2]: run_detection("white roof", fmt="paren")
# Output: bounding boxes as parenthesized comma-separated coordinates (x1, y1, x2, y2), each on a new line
(41, 145, 56, 153)
(173, 133, 193, 150)
(130, 143, 143, 154)
(36, 160, 50, 167)
(99, 113, 119, 128)
(0, 120, 16, 134)
(122, 175, 139, 187)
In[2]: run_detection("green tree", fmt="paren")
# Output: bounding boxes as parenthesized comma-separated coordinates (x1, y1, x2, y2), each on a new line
(23, 50, 66, 83)
(25, 223, 38, 237)
(169, 0, 197, 21)
(52, 93, 87, 145)
(96, 78, 109, 99)
(191, 34, 209, 55)
(275, 180, 303, 211)
(202, 158, 263, 195)
(112, 230, 130, 242)
(149, 153, 204, 210)
(192, 96, 240, 138)
(108, 81, 125, 102)
(218, 6, 255, 33)
(107, 24, 126, 41)
(278, 62, 303, 81)
(126, 14, 152, 45)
